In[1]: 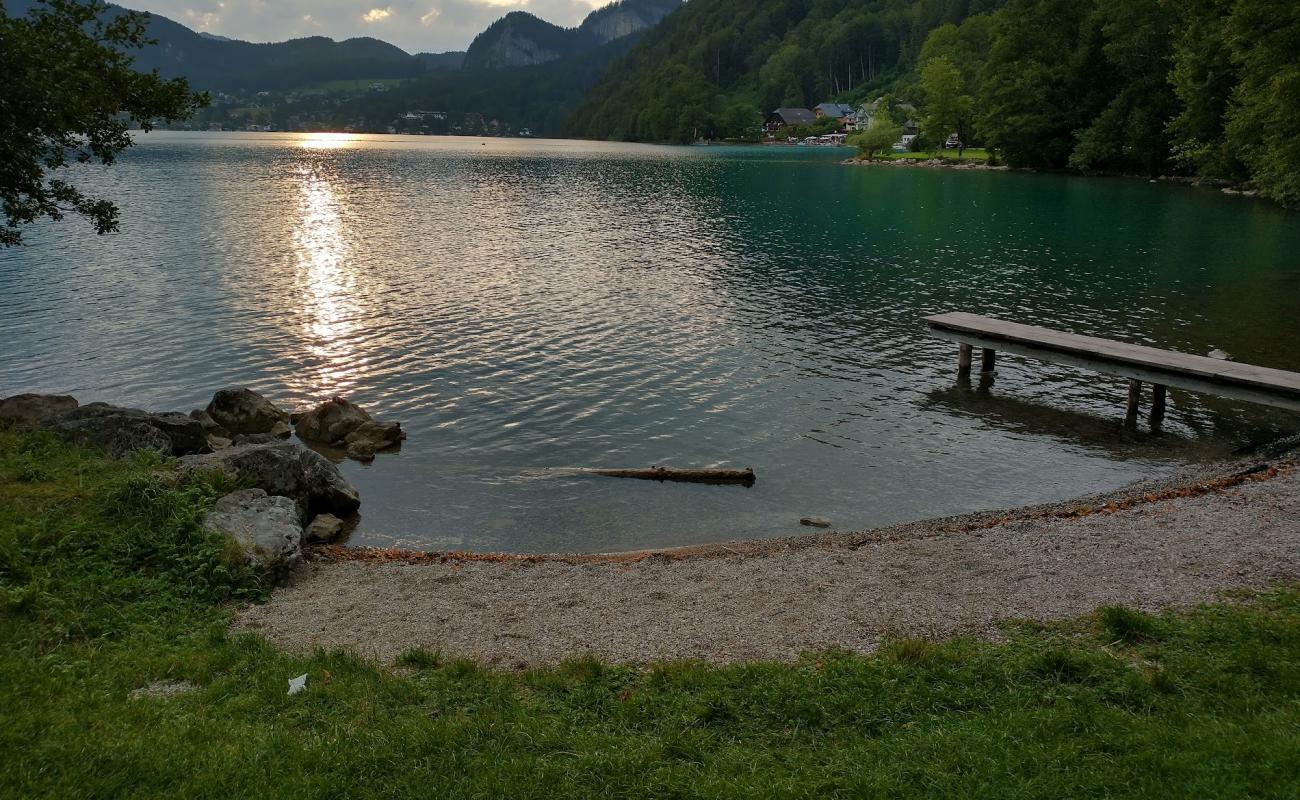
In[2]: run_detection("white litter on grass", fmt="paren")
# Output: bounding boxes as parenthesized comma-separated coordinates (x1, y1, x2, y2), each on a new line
(288, 673, 308, 695)
(1208, 348, 1231, 360)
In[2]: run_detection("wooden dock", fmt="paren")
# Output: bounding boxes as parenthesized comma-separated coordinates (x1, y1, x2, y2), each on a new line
(924, 312, 1300, 416)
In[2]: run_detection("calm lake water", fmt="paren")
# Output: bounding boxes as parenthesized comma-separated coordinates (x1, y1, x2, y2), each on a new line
(3, 132, 1299, 552)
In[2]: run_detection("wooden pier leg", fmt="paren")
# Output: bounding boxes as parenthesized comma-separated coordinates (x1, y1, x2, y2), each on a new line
(1126, 380, 1142, 417)
(980, 348, 996, 374)
(1151, 384, 1167, 420)
(957, 344, 972, 378)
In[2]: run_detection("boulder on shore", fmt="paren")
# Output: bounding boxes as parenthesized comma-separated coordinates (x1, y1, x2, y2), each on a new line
(304, 513, 345, 543)
(178, 441, 360, 517)
(294, 397, 371, 445)
(205, 388, 290, 436)
(295, 396, 405, 461)
(202, 489, 303, 572)
(47, 403, 210, 457)
(0, 393, 79, 427)
(343, 421, 405, 462)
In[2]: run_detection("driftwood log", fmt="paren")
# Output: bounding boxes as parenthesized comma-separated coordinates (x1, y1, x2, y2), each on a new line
(573, 466, 756, 486)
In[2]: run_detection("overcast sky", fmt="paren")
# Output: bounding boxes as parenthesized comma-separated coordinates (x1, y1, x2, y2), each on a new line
(125, 0, 609, 53)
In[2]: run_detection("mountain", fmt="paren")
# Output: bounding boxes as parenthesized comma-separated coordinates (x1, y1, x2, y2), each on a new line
(568, 0, 1008, 142)
(338, 32, 651, 137)
(463, 0, 681, 70)
(3, 0, 425, 91)
(581, 0, 682, 44)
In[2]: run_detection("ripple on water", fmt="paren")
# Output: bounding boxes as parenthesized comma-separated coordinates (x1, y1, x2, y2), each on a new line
(2, 133, 1299, 552)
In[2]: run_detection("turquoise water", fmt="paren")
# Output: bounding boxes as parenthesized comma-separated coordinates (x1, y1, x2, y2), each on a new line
(2, 132, 1298, 552)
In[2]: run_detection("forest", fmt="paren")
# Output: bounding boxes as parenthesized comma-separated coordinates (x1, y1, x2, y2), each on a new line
(568, 0, 1300, 207)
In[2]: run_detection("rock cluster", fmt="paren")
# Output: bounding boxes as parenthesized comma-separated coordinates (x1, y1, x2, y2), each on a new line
(2, 387, 371, 576)
(50, 403, 209, 457)
(293, 396, 405, 461)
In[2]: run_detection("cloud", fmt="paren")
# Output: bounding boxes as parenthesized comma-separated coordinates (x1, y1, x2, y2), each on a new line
(130, 0, 609, 53)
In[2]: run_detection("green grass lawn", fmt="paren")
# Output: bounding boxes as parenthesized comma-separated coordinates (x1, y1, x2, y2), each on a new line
(886, 148, 991, 161)
(2, 430, 1298, 798)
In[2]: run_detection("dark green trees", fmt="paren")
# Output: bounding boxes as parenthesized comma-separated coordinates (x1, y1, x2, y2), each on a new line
(0, 1, 205, 245)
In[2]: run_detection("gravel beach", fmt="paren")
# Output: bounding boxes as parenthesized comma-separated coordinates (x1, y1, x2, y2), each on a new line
(235, 455, 1300, 666)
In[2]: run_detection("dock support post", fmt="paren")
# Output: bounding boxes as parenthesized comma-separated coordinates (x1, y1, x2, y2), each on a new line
(980, 348, 996, 374)
(1151, 384, 1167, 420)
(957, 344, 972, 378)
(1126, 380, 1142, 417)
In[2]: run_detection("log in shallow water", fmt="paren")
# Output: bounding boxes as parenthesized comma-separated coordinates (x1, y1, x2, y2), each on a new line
(571, 466, 756, 486)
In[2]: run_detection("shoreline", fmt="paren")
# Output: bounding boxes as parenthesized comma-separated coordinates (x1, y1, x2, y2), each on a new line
(237, 441, 1300, 665)
(317, 440, 1298, 564)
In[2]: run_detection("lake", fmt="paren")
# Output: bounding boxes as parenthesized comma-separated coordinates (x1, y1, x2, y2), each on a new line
(2, 132, 1298, 553)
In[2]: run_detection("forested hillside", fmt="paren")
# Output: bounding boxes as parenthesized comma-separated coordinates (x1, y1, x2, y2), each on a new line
(568, 0, 1005, 142)
(570, 0, 1300, 207)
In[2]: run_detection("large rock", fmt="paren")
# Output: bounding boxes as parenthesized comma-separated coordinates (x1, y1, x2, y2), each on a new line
(304, 513, 344, 543)
(343, 420, 405, 461)
(0, 394, 79, 427)
(48, 403, 209, 457)
(205, 388, 289, 436)
(294, 397, 372, 445)
(295, 397, 405, 461)
(178, 441, 360, 517)
(202, 489, 302, 571)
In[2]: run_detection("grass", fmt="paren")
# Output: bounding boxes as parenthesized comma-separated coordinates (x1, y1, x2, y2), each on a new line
(2, 430, 1299, 797)
(886, 147, 991, 162)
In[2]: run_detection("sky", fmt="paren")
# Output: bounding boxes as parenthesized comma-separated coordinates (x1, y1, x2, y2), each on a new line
(125, 0, 610, 53)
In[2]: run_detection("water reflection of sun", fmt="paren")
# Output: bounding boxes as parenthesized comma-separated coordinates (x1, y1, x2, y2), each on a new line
(293, 163, 358, 393)
(298, 132, 356, 150)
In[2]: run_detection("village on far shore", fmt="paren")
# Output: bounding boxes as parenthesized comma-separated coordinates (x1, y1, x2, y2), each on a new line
(761, 98, 961, 154)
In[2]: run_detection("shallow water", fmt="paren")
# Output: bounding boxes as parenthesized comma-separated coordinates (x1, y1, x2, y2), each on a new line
(2, 132, 1298, 552)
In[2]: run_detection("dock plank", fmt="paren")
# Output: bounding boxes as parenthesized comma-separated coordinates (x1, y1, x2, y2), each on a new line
(924, 312, 1300, 411)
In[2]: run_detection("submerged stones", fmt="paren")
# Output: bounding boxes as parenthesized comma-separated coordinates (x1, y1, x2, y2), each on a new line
(294, 396, 405, 462)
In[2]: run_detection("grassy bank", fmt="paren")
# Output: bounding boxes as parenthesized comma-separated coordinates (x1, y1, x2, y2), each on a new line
(1, 430, 1298, 798)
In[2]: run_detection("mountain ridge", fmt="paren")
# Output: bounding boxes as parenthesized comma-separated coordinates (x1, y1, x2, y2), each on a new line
(464, 0, 681, 70)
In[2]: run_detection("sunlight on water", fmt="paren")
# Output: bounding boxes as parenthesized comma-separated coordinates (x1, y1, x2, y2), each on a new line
(297, 132, 357, 150)
(291, 162, 361, 395)
(2, 132, 1298, 553)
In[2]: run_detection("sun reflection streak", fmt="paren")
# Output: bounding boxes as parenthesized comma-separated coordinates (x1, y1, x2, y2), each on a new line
(292, 162, 360, 394)
(298, 132, 357, 150)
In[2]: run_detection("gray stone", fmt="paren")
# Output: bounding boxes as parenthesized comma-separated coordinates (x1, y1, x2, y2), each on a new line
(0, 393, 79, 427)
(203, 489, 302, 571)
(48, 403, 209, 457)
(304, 513, 344, 543)
(178, 441, 360, 517)
(800, 516, 833, 529)
(343, 420, 405, 461)
(206, 388, 290, 436)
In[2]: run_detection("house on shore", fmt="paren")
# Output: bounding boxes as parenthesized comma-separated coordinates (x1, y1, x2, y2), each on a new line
(765, 107, 816, 134)
(814, 103, 856, 126)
